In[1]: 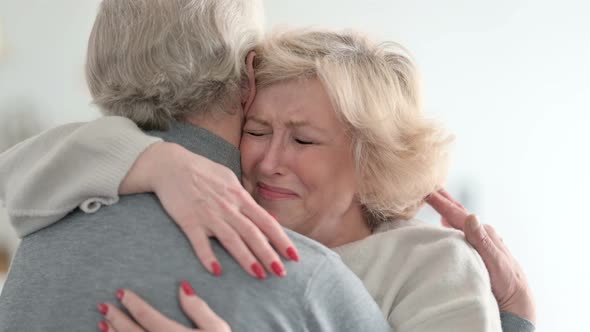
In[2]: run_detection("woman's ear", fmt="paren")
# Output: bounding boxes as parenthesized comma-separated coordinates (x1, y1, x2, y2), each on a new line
(241, 51, 257, 115)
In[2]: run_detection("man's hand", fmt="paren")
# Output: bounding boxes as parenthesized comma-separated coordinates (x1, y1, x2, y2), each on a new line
(426, 190, 536, 325)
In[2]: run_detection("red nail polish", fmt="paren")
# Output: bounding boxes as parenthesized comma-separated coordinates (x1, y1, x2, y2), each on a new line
(251, 263, 266, 279)
(97, 303, 108, 316)
(180, 280, 195, 296)
(271, 261, 286, 278)
(269, 212, 278, 221)
(211, 262, 222, 276)
(116, 289, 124, 301)
(287, 247, 299, 262)
(98, 321, 109, 332)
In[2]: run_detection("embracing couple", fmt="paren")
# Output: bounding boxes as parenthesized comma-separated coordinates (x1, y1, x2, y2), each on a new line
(0, 0, 535, 331)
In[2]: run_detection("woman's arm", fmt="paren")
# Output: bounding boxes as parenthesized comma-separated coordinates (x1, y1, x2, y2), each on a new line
(0, 116, 299, 278)
(0, 116, 161, 237)
(98, 282, 231, 332)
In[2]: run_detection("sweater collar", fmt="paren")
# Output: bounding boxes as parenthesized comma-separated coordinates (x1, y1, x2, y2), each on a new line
(146, 120, 241, 178)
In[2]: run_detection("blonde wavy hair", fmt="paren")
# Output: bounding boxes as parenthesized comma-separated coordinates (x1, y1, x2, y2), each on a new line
(254, 30, 453, 227)
(86, 0, 264, 130)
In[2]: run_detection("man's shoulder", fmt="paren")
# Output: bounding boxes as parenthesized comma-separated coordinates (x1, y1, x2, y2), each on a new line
(283, 229, 369, 298)
(6, 194, 386, 332)
(27, 193, 350, 284)
(24, 193, 171, 241)
(290, 232, 391, 332)
(282, 228, 366, 283)
(283, 228, 339, 261)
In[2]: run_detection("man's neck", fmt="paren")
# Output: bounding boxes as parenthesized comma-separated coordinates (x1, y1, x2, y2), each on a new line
(145, 118, 243, 178)
(185, 110, 243, 148)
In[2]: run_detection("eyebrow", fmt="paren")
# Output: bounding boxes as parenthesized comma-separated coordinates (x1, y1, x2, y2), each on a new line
(246, 116, 323, 132)
(286, 120, 313, 129)
(245, 116, 271, 126)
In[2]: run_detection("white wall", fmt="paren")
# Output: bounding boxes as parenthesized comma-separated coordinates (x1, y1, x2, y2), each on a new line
(0, 0, 102, 126)
(1, 1, 588, 330)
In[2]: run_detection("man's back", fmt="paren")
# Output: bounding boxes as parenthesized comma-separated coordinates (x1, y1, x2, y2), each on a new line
(0, 124, 390, 332)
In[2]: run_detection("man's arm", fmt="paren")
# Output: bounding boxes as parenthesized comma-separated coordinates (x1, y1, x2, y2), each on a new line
(501, 312, 535, 332)
(427, 190, 536, 331)
(0, 116, 161, 237)
(305, 256, 392, 332)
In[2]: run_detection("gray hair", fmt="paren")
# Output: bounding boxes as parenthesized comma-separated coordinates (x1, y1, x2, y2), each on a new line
(86, 0, 264, 130)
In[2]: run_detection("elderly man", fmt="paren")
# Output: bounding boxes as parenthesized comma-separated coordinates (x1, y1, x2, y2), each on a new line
(0, 1, 391, 331)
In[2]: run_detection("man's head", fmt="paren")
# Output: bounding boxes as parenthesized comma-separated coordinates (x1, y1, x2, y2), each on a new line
(86, 0, 264, 130)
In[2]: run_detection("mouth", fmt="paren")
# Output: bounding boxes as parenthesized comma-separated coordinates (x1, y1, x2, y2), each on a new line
(256, 182, 299, 200)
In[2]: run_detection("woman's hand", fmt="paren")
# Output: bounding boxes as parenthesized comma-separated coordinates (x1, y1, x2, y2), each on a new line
(120, 142, 300, 279)
(96, 282, 230, 332)
(426, 189, 537, 325)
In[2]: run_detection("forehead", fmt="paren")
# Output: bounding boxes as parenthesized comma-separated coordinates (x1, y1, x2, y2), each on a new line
(249, 78, 342, 128)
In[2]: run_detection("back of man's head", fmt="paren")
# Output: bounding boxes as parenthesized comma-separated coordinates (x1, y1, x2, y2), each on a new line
(86, 0, 264, 130)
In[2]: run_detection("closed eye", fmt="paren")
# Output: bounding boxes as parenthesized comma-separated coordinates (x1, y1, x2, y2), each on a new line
(295, 138, 313, 145)
(245, 131, 267, 137)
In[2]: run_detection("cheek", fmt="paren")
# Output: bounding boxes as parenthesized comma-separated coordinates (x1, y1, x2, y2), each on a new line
(239, 138, 262, 192)
(300, 150, 357, 195)
(303, 151, 358, 205)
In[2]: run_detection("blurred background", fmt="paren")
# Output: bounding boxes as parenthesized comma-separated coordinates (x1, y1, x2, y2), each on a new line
(1, 0, 588, 330)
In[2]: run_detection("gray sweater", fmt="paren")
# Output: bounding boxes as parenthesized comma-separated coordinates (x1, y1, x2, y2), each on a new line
(0, 121, 392, 332)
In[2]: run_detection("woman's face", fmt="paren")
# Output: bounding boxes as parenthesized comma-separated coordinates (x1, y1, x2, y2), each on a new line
(240, 78, 368, 245)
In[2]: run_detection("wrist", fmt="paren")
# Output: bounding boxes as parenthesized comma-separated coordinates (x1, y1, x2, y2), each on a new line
(504, 290, 536, 325)
(119, 142, 174, 195)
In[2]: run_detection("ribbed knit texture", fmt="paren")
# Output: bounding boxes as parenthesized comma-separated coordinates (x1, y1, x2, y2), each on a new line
(0, 116, 162, 236)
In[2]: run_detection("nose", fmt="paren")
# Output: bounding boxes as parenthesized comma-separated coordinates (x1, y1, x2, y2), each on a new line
(258, 137, 287, 176)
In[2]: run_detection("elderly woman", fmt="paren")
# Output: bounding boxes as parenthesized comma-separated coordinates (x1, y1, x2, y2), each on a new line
(0, 30, 535, 332)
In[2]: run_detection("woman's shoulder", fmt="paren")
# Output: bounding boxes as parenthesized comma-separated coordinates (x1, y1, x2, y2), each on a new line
(334, 220, 501, 331)
(384, 220, 489, 279)
(336, 219, 482, 263)
(334, 219, 492, 293)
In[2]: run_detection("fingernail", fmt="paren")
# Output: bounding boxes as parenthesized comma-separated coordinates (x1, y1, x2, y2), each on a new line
(211, 262, 222, 276)
(116, 289, 124, 301)
(286, 247, 299, 262)
(98, 321, 109, 332)
(468, 216, 485, 239)
(97, 303, 108, 316)
(269, 212, 278, 221)
(271, 261, 286, 278)
(251, 262, 266, 279)
(180, 280, 195, 296)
